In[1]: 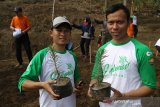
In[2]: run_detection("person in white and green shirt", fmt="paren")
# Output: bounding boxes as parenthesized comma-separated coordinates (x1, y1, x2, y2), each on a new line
(18, 16, 81, 107)
(155, 38, 160, 53)
(88, 3, 156, 107)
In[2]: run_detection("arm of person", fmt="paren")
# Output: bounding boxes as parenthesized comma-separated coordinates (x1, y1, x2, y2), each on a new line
(87, 79, 98, 97)
(22, 16, 31, 33)
(72, 23, 82, 30)
(10, 17, 15, 31)
(73, 66, 81, 92)
(22, 80, 60, 100)
(103, 86, 155, 102)
(133, 45, 156, 97)
(18, 48, 60, 100)
(70, 51, 82, 92)
(22, 80, 53, 91)
(88, 47, 105, 97)
(23, 26, 31, 33)
(89, 79, 98, 87)
(108, 86, 155, 101)
(123, 86, 155, 97)
(111, 45, 156, 99)
(10, 26, 15, 31)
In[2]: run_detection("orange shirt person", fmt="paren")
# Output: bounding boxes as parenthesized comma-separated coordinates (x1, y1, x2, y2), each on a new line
(10, 6, 32, 68)
(127, 18, 134, 38)
(10, 14, 31, 32)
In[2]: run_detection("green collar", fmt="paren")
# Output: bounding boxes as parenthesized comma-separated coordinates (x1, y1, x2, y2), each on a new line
(49, 45, 66, 54)
(111, 38, 131, 46)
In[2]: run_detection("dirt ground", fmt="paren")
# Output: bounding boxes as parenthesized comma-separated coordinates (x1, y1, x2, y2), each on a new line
(0, 0, 160, 107)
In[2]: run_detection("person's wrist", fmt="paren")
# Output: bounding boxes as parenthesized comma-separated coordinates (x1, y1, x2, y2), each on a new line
(40, 81, 47, 89)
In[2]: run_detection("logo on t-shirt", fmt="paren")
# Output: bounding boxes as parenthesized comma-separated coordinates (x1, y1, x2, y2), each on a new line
(104, 56, 130, 74)
(50, 63, 74, 80)
(146, 51, 152, 56)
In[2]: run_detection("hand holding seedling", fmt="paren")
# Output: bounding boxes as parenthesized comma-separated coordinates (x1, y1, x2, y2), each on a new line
(73, 80, 84, 93)
(42, 80, 60, 100)
(87, 79, 98, 97)
(103, 87, 123, 103)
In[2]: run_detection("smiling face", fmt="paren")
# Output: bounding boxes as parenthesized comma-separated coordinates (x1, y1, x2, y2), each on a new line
(106, 9, 129, 44)
(50, 24, 71, 51)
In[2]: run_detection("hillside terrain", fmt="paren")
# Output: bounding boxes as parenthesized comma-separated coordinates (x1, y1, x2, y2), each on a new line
(0, 0, 160, 107)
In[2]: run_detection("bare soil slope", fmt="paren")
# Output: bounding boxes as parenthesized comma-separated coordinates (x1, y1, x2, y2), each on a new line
(0, 0, 160, 107)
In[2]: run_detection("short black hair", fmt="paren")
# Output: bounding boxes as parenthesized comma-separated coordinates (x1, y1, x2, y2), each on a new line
(106, 3, 130, 22)
(14, 6, 22, 12)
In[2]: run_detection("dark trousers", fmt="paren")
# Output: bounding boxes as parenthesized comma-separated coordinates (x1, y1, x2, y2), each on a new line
(133, 25, 138, 38)
(80, 38, 91, 56)
(14, 33, 32, 65)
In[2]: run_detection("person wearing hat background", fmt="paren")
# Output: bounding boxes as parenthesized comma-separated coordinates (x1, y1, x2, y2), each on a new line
(155, 38, 160, 56)
(18, 16, 82, 107)
(10, 6, 33, 68)
(72, 16, 95, 61)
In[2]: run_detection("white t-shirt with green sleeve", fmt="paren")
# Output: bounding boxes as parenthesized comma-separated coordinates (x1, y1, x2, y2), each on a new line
(91, 38, 156, 107)
(155, 38, 160, 46)
(18, 47, 80, 107)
